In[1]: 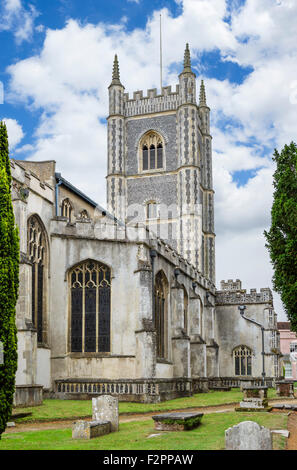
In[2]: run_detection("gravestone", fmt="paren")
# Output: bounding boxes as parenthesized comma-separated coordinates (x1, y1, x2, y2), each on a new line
(72, 420, 111, 439)
(152, 412, 203, 431)
(236, 386, 271, 412)
(275, 380, 295, 398)
(0, 341, 4, 365)
(92, 395, 119, 432)
(225, 421, 272, 450)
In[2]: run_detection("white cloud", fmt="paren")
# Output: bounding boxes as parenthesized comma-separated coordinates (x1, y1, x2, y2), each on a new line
(2, 118, 24, 149)
(0, 0, 39, 44)
(6, 0, 294, 320)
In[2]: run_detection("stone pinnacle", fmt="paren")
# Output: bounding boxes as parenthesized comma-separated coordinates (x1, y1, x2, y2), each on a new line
(199, 80, 207, 106)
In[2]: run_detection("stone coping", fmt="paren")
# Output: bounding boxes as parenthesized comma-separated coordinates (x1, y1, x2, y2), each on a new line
(242, 385, 268, 390)
(152, 412, 203, 422)
(275, 380, 295, 384)
(271, 403, 297, 411)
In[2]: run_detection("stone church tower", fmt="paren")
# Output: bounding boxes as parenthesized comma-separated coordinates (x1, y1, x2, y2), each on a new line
(107, 45, 215, 283)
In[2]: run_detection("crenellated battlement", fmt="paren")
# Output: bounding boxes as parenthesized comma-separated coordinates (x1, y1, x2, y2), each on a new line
(220, 279, 242, 291)
(123, 85, 181, 117)
(216, 285, 273, 305)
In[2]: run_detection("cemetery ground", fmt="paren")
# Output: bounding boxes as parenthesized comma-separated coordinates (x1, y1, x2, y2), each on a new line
(1, 388, 296, 450)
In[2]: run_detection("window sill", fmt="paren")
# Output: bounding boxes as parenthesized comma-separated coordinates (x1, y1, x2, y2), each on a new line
(156, 358, 172, 365)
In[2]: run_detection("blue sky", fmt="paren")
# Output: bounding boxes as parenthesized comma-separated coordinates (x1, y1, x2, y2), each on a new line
(1, 0, 297, 319)
(2, 0, 257, 187)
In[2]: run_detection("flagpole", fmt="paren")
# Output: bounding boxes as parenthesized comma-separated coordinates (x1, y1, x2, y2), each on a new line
(160, 14, 162, 93)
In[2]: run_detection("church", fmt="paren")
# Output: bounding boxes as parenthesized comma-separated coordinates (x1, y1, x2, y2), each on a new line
(10, 45, 281, 406)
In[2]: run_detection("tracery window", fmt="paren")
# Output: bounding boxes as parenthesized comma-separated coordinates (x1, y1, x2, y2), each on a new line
(154, 271, 167, 359)
(69, 261, 111, 353)
(141, 132, 164, 171)
(61, 198, 73, 221)
(233, 346, 252, 376)
(28, 215, 47, 344)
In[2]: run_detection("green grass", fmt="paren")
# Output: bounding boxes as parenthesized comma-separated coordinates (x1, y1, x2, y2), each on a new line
(0, 411, 287, 450)
(12, 388, 278, 423)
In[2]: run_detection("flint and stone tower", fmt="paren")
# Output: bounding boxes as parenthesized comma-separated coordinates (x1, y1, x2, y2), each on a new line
(106, 46, 215, 284)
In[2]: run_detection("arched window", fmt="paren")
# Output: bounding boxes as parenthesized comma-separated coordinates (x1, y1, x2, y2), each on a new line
(61, 198, 73, 221)
(140, 132, 164, 171)
(69, 261, 111, 353)
(233, 346, 252, 376)
(154, 271, 168, 359)
(28, 215, 48, 344)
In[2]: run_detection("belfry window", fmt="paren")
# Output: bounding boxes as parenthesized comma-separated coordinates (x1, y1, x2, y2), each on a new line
(69, 261, 111, 353)
(233, 346, 252, 376)
(28, 215, 47, 344)
(140, 132, 164, 171)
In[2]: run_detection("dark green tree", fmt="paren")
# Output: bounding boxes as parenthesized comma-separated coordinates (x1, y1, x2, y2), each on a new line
(264, 142, 297, 332)
(0, 121, 19, 438)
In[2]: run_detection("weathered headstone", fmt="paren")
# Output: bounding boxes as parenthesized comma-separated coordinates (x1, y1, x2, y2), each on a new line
(0, 341, 4, 365)
(152, 412, 203, 431)
(72, 420, 111, 440)
(92, 395, 119, 432)
(225, 421, 272, 450)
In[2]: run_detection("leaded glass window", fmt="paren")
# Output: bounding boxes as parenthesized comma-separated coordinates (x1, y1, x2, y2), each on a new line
(140, 132, 164, 171)
(28, 215, 47, 344)
(233, 346, 252, 376)
(69, 261, 111, 353)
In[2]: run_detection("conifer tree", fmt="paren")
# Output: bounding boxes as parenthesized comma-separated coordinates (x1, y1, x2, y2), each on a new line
(264, 142, 297, 332)
(0, 121, 19, 438)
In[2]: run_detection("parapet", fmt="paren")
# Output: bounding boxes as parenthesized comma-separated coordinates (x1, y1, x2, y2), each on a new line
(123, 84, 181, 117)
(220, 279, 242, 291)
(216, 284, 273, 305)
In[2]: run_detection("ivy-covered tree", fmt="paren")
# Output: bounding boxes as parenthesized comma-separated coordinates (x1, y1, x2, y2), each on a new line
(264, 142, 297, 332)
(0, 121, 19, 438)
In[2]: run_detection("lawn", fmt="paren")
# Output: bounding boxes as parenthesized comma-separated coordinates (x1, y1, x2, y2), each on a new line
(0, 411, 287, 450)
(11, 388, 278, 423)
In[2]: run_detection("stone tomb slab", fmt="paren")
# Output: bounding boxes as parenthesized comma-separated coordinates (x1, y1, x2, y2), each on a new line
(152, 412, 203, 431)
(72, 420, 111, 440)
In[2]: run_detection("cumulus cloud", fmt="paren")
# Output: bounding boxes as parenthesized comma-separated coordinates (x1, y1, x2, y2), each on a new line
(0, 0, 39, 44)
(2, 118, 24, 149)
(5, 0, 295, 319)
